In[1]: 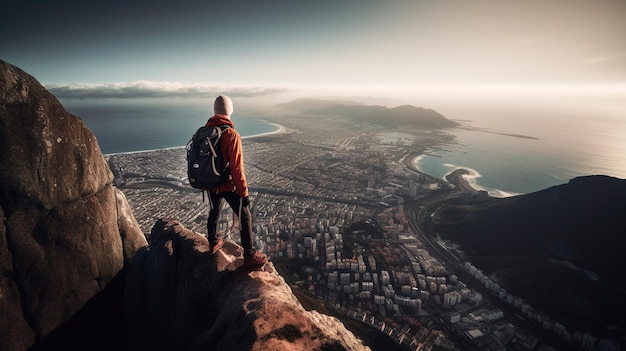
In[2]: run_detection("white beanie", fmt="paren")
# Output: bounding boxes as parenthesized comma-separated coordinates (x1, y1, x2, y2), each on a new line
(214, 95, 233, 116)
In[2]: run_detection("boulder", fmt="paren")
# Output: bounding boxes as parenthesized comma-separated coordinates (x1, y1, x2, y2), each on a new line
(0, 60, 147, 350)
(125, 219, 370, 351)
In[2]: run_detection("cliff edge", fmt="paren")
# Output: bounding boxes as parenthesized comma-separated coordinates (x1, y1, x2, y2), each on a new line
(125, 218, 369, 351)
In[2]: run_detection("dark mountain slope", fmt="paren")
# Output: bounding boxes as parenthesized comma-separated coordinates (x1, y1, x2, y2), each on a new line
(428, 175, 626, 336)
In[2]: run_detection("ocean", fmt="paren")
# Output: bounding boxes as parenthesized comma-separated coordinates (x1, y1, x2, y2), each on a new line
(62, 97, 626, 197)
(62, 99, 279, 155)
(414, 97, 626, 196)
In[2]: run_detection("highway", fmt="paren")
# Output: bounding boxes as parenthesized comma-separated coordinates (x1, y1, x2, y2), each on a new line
(404, 175, 571, 351)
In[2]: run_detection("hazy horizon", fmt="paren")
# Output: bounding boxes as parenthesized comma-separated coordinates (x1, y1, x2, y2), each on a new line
(3, 1, 624, 112)
(2, 0, 625, 181)
(3, 1, 624, 85)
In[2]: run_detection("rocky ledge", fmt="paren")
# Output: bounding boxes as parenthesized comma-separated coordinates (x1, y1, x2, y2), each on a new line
(124, 218, 369, 351)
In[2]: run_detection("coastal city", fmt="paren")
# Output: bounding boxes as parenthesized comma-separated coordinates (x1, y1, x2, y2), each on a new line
(106, 112, 619, 351)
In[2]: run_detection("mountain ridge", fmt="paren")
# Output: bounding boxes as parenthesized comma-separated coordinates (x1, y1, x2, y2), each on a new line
(427, 174, 626, 338)
(278, 98, 459, 129)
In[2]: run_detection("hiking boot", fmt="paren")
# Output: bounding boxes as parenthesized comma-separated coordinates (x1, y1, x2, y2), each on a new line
(243, 252, 267, 268)
(209, 237, 223, 255)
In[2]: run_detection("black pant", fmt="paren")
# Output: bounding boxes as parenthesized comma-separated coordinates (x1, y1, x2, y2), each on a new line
(207, 191, 256, 258)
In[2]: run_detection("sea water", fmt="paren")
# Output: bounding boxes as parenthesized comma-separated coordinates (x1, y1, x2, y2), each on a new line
(62, 99, 279, 155)
(61, 97, 626, 196)
(414, 97, 626, 196)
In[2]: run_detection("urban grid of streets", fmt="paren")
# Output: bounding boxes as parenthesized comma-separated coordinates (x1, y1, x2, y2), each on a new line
(106, 113, 604, 351)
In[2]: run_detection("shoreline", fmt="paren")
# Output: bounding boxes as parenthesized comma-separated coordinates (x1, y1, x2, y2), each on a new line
(242, 121, 297, 139)
(443, 168, 480, 194)
(103, 121, 290, 156)
(242, 125, 285, 139)
(103, 123, 515, 199)
(408, 152, 517, 198)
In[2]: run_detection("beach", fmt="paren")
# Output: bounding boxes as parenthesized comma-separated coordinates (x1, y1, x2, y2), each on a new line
(73, 95, 626, 197)
(103, 120, 292, 156)
(242, 121, 294, 139)
(406, 152, 481, 196)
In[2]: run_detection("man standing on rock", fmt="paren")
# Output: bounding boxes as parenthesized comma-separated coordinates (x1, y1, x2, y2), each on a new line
(205, 95, 267, 268)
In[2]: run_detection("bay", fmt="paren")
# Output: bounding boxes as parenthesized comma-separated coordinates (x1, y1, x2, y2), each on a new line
(415, 101, 626, 196)
(62, 99, 279, 155)
(60, 97, 626, 197)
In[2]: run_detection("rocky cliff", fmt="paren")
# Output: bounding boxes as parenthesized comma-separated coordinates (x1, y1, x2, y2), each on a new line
(125, 219, 369, 351)
(0, 60, 370, 351)
(0, 59, 148, 350)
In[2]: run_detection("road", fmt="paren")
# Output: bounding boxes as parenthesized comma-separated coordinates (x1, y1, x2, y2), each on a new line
(404, 174, 571, 351)
(249, 186, 382, 208)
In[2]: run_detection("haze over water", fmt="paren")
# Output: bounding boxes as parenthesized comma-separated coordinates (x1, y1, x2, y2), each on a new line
(411, 91, 626, 196)
(63, 99, 279, 155)
(62, 87, 626, 198)
(4, 0, 623, 197)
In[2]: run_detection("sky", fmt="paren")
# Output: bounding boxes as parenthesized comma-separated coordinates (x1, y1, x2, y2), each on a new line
(1, 0, 626, 102)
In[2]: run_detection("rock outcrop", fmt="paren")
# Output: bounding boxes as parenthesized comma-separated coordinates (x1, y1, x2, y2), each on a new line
(0, 60, 147, 350)
(1, 59, 369, 350)
(125, 219, 370, 351)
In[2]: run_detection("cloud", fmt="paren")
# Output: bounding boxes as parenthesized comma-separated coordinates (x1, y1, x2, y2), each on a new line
(45, 81, 288, 99)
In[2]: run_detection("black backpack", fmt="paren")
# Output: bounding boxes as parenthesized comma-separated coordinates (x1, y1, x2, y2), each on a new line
(186, 124, 230, 191)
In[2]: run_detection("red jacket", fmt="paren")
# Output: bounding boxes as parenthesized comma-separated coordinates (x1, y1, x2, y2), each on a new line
(205, 114, 249, 197)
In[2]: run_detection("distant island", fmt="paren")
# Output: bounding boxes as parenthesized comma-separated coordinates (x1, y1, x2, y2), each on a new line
(278, 98, 459, 129)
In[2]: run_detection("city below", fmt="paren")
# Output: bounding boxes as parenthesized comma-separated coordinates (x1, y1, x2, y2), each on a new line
(106, 112, 617, 351)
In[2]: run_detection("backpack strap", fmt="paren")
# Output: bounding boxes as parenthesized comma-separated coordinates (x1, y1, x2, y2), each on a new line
(216, 124, 231, 170)
(207, 126, 224, 157)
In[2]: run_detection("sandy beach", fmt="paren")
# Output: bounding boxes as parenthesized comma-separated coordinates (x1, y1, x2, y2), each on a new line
(104, 121, 291, 156)
(242, 121, 295, 139)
